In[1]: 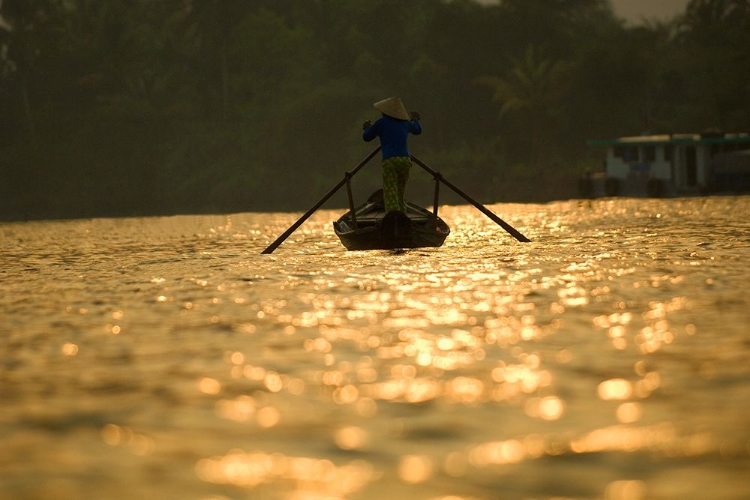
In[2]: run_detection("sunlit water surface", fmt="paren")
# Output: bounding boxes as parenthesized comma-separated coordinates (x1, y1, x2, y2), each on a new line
(2, 196, 749, 500)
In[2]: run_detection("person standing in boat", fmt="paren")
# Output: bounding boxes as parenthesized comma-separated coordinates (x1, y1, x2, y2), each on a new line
(362, 97, 421, 213)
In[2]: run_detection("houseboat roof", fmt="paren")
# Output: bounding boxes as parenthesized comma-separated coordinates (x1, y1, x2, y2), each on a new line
(588, 132, 750, 148)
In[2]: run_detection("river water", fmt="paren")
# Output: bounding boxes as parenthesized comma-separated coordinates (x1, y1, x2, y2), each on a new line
(1, 196, 749, 500)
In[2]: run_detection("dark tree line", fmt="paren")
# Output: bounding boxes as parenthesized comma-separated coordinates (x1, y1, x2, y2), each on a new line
(1, 0, 748, 220)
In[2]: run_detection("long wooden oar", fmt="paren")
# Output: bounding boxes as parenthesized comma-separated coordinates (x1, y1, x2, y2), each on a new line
(261, 147, 381, 254)
(410, 155, 531, 243)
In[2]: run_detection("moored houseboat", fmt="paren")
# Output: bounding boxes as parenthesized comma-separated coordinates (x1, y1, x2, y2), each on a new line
(581, 131, 750, 198)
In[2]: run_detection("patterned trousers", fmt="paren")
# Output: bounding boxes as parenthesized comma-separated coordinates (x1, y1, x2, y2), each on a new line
(381, 156, 411, 213)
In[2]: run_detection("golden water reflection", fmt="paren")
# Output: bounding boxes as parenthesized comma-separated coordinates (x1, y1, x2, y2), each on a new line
(191, 230, 747, 499)
(194, 422, 729, 498)
(196, 451, 377, 495)
(3, 198, 747, 499)
(195, 262, 738, 498)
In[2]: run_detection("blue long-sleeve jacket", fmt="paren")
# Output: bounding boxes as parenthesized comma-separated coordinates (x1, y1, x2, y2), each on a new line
(363, 115, 421, 160)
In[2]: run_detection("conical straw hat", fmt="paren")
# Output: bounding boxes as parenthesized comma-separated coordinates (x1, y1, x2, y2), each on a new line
(373, 97, 409, 120)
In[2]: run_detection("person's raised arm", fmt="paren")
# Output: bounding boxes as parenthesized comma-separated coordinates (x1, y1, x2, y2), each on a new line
(362, 119, 380, 141)
(409, 111, 421, 135)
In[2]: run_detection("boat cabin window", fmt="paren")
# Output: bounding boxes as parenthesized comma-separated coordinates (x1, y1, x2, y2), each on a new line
(644, 146, 656, 162)
(614, 146, 639, 162)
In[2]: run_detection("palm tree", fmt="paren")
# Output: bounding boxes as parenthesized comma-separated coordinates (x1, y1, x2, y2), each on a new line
(476, 45, 572, 172)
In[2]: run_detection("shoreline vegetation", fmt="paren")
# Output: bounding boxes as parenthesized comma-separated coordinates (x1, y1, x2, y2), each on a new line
(1, 0, 748, 222)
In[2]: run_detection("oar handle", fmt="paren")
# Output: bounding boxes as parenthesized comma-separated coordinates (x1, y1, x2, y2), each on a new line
(410, 155, 531, 243)
(261, 147, 381, 254)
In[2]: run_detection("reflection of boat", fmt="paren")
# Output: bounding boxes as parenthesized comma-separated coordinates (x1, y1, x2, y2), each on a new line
(333, 190, 450, 251)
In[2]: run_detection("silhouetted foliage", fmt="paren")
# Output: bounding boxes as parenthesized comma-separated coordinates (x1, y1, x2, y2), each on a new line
(1, 0, 748, 220)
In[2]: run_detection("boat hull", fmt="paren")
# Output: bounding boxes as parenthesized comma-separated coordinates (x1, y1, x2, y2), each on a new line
(333, 190, 450, 251)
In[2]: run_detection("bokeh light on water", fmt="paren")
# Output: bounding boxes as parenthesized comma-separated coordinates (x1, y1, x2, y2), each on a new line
(1, 196, 749, 499)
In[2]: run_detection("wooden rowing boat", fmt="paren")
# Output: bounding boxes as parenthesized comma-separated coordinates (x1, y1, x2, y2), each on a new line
(261, 148, 528, 254)
(333, 190, 450, 251)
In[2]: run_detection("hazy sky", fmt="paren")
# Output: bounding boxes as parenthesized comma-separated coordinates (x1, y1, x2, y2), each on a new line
(474, 0, 691, 23)
(610, 0, 691, 23)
